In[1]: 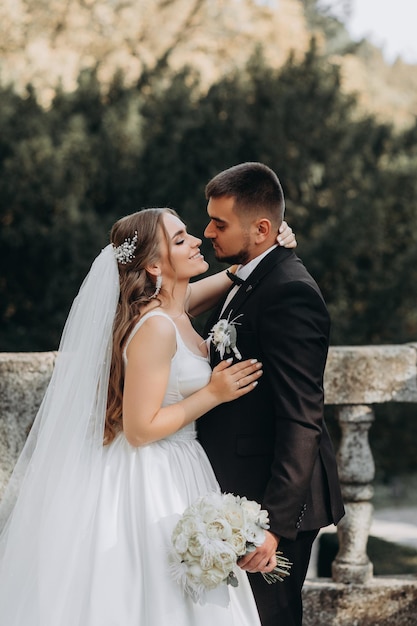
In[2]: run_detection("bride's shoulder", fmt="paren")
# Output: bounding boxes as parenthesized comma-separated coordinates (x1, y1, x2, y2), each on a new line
(140, 311, 176, 334)
(123, 313, 177, 361)
(126, 310, 176, 354)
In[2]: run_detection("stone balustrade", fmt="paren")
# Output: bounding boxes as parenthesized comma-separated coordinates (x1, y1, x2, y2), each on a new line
(1, 346, 417, 623)
(324, 344, 417, 588)
(306, 344, 417, 624)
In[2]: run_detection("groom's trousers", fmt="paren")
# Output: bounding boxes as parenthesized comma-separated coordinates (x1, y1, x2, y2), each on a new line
(247, 529, 319, 626)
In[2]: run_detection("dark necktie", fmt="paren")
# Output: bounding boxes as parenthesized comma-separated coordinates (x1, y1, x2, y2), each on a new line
(226, 270, 245, 286)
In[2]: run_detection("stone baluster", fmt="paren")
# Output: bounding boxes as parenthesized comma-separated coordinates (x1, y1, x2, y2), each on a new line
(332, 404, 375, 584)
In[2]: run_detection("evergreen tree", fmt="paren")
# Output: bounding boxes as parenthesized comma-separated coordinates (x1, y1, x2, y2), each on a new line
(1, 45, 417, 350)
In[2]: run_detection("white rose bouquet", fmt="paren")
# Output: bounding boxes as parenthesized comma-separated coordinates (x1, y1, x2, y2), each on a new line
(169, 492, 291, 603)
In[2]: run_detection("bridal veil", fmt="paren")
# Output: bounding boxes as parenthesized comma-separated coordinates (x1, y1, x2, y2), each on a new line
(0, 244, 119, 623)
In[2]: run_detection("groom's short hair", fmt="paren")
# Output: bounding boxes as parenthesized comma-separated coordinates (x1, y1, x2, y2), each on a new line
(205, 162, 285, 224)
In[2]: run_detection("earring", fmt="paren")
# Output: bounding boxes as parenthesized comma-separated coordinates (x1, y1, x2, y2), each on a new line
(149, 274, 162, 299)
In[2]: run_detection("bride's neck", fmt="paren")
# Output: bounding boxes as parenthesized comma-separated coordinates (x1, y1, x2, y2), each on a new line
(159, 297, 187, 320)
(159, 281, 190, 319)
(138, 280, 190, 320)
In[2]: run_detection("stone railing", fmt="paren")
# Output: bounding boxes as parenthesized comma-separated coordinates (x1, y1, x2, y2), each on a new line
(1, 347, 417, 624)
(306, 344, 417, 625)
(324, 345, 417, 585)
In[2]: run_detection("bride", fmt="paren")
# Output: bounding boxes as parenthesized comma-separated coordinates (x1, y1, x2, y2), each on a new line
(0, 208, 294, 625)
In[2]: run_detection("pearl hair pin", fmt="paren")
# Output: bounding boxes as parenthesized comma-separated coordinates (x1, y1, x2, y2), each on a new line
(113, 231, 138, 264)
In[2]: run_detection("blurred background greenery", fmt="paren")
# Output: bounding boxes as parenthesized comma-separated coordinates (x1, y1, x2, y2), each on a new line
(1, 0, 416, 481)
(2, 42, 417, 351)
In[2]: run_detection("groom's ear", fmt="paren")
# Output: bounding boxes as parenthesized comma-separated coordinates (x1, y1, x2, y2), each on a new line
(253, 218, 272, 243)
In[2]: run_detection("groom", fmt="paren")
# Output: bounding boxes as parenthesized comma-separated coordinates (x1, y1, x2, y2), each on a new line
(198, 162, 344, 626)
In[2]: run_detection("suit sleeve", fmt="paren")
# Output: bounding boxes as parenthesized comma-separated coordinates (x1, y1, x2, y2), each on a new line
(259, 280, 330, 540)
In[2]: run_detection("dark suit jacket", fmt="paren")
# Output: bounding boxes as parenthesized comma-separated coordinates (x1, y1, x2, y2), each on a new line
(198, 247, 344, 541)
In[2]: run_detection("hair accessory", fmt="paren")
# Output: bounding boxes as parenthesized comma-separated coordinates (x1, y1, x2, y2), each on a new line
(113, 231, 138, 264)
(149, 274, 162, 299)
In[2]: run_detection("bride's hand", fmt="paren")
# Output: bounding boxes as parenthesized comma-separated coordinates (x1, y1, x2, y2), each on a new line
(277, 221, 297, 248)
(207, 358, 263, 403)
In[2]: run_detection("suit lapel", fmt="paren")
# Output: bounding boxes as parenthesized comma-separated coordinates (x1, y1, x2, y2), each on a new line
(221, 280, 255, 321)
(221, 246, 291, 320)
(205, 248, 295, 364)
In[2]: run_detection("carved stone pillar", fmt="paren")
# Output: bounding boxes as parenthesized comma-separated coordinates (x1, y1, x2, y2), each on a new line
(332, 404, 375, 584)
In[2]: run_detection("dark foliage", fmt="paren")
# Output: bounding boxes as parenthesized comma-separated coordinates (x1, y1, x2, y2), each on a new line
(1, 43, 417, 351)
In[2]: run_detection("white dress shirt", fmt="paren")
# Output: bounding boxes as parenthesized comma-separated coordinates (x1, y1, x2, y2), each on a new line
(220, 244, 278, 316)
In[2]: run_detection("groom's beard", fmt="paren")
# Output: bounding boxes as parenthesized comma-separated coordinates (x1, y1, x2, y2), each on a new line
(215, 250, 249, 265)
(212, 240, 251, 266)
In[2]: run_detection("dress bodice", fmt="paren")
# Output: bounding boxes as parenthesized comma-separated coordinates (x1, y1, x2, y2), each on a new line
(124, 310, 212, 440)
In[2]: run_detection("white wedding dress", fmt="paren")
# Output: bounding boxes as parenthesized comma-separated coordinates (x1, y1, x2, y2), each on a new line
(0, 309, 261, 626)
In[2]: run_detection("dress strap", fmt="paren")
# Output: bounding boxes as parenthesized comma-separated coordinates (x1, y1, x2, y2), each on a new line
(123, 310, 177, 362)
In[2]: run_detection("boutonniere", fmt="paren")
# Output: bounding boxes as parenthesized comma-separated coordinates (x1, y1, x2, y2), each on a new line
(208, 313, 243, 360)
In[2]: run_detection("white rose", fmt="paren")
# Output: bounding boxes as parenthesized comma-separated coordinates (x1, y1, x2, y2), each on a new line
(214, 546, 236, 575)
(244, 524, 266, 547)
(201, 566, 227, 589)
(221, 493, 239, 506)
(206, 518, 232, 540)
(173, 532, 189, 554)
(224, 503, 245, 530)
(240, 498, 262, 520)
(228, 531, 247, 556)
(181, 515, 201, 535)
(199, 501, 220, 524)
(188, 533, 205, 557)
(256, 509, 270, 529)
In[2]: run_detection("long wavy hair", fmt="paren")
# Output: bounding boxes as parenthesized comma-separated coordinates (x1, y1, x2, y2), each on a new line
(104, 208, 177, 444)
